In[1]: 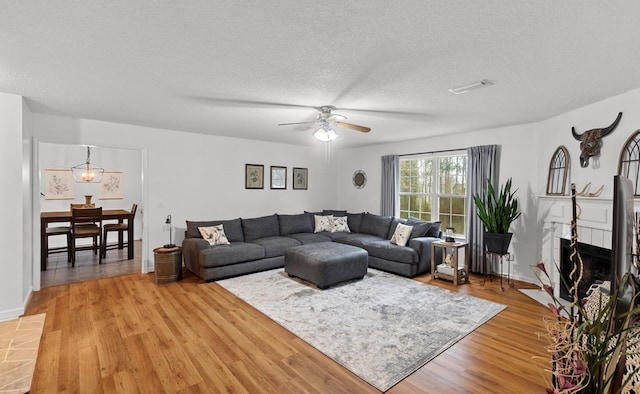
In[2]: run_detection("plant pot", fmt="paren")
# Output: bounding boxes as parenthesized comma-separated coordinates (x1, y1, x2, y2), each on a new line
(484, 232, 513, 255)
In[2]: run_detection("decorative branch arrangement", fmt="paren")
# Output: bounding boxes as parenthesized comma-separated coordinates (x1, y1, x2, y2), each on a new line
(534, 184, 640, 393)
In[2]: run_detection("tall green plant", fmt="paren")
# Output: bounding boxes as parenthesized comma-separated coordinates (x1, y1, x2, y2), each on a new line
(472, 177, 521, 234)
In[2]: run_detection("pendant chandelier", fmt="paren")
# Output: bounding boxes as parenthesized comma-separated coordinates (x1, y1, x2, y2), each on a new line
(71, 145, 104, 183)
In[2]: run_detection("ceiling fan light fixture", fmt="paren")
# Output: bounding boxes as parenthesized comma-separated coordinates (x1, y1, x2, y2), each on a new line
(313, 127, 337, 142)
(448, 80, 493, 95)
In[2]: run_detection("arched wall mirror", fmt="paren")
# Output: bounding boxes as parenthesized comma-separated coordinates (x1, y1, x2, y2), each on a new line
(618, 130, 640, 197)
(546, 145, 570, 195)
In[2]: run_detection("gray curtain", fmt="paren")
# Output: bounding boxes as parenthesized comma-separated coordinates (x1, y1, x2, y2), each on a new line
(381, 155, 399, 216)
(466, 145, 498, 273)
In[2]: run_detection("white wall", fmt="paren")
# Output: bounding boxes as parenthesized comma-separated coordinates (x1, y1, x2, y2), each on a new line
(0, 92, 28, 320)
(32, 114, 338, 274)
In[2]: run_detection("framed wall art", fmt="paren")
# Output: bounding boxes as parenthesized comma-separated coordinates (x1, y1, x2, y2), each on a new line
(44, 169, 74, 200)
(270, 166, 287, 189)
(245, 164, 264, 189)
(292, 167, 308, 190)
(99, 171, 123, 200)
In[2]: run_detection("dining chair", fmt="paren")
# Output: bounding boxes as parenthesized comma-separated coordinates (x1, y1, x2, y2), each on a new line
(101, 204, 137, 259)
(70, 207, 103, 266)
(43, 225, 72, 270)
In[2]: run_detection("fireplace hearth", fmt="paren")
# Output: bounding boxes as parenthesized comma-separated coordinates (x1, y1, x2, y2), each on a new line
(560, 238, 611, 301)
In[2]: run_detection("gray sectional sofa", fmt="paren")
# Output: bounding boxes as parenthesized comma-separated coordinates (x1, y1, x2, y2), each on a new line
(182, 210, 443, 282)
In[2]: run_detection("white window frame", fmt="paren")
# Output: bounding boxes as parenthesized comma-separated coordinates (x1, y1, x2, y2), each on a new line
(399, 151, 467, 237)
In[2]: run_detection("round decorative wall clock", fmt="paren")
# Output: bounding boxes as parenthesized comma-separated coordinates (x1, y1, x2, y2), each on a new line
(352, 170, 367, 189)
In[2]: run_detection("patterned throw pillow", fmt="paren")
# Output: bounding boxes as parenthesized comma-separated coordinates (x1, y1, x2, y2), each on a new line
(331, 216, 351, 233)
(390, 223, 413, 246)
(198, 224, 231, 246)
(314, 215, 333, 233)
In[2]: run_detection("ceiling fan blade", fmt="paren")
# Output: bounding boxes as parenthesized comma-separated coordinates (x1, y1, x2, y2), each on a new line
(336, 122, 371, 133)
(191, 96, 319, 110)
(278, 121, 318, 126)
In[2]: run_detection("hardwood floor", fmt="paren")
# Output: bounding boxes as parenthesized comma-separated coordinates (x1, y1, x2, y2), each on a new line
(25, 268, 553, 393)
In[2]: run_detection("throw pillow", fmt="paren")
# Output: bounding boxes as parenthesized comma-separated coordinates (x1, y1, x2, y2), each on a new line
(198, 224, 230, 246)
(331, 216, 351, 233)
(390, 223, 413, 246)
(314, 215, 333, 233)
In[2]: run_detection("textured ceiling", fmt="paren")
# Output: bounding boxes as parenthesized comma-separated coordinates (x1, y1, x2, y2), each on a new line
(3, 1, 640, 148)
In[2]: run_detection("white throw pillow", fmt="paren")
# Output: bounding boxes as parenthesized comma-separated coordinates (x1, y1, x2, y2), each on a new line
(331, 216, 351, 233)
(198, 224, 230, 245)
(390, 223, 413, 246)
(314, 215, 333, 233)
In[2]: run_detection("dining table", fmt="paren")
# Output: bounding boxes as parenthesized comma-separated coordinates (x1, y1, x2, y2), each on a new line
(40, 209, 135, 270)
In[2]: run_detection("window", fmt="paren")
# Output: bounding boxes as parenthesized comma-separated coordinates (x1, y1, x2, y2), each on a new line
(399, 153, 467, 236)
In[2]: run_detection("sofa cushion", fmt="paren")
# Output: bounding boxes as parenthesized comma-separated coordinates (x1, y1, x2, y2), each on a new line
(331, 216, 350, 233)
(242, 214, 280, 242)
(347, 212, 365, 233)
(359, 213, 393, 238)
(332, 232, 384, 248)
(198, 224, 230, 245)
(390, 223, 413, 246)
(314, 215, 333, 233)
(249, 236, 301, 258)
(186, 218, 244, 242)
(387, 217, 406, 239)
(323, 209, 347, 217)
(285, 232, 332, 244)
(364, 240, 419, 264)
(199, 242, 265, 268)
(279, 213, 313, 235)
(406, 218, 441, 238)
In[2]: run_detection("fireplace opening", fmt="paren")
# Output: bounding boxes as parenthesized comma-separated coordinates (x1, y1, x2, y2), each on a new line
(560, 238, 612, 301)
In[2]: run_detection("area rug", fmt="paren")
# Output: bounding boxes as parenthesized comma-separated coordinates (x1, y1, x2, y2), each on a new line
(217, 269, 505, 391)
(0, 313, 45, 393)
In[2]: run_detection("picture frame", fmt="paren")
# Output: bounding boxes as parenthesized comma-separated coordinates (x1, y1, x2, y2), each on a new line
(292, 167, 308, 190)
(270, 166, 287, 190)
(245, 164, 264, 189)
(44, 169, 74, 200)
(99, 171, 123, 200)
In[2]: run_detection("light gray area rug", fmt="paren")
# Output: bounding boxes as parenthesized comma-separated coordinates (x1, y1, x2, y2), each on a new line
(217, 269, 506, 391)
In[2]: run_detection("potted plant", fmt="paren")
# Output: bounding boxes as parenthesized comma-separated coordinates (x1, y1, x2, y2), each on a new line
(472, 177, 521, 254)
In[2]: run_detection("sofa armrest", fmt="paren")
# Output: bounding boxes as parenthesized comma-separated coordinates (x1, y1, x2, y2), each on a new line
(408, 237, 443, 271)
(182, 238, 210, 273)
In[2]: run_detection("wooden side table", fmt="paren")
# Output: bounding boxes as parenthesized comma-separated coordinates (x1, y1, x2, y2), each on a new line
(153, 246, 183, 284)
(431, 241, 469, 285)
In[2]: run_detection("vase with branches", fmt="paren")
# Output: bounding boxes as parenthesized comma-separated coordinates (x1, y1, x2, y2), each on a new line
(535, 184, 640, 393)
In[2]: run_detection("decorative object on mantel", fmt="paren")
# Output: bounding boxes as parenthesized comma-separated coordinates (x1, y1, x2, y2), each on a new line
(44, 169, 74, 199)
(352, 170, 367, 189)
(574, 182, 604, 197)
(617, 129, 640, 197)
(99, 171, 123, 200)
(534, 181, 640, 393)
(572, 112, 622, 168)
(473, 177, 521, 254)
(546, 145, 570, 195)
(71, 145, 104, 183)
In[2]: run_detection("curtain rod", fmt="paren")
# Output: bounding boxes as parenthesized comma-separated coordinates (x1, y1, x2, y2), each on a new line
(399, 147, 466, 157)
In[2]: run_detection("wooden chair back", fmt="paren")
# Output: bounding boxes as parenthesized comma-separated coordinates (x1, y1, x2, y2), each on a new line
(72, 207, 103, 230)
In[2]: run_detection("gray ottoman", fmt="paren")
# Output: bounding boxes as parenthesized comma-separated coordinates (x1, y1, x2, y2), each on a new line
(285, 242, 368, 289)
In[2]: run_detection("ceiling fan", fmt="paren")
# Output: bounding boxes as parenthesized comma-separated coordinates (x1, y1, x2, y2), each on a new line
(278, 105, 371, 141)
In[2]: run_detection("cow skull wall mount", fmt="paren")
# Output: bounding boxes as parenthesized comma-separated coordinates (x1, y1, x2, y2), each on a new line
(572, 112, 622, 168)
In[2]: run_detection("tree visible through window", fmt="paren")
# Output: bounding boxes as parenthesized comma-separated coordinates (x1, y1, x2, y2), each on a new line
(399, 154, 467, 236)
